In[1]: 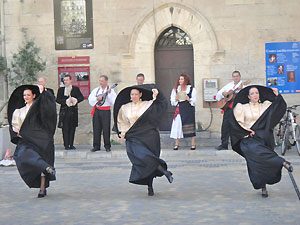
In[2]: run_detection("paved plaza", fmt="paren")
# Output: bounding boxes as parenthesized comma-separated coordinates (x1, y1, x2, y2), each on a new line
(1, 146, 300, 225)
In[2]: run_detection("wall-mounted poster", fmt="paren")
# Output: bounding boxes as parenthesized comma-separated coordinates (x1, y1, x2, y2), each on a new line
(54, 0, 94, 50)
(265, 42, 300, 94)
(58, 66, 90, 98)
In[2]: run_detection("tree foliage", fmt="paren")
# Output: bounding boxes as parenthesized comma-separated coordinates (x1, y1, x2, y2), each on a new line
(9, 40, 46, 87)
(0, 40, 46, 115)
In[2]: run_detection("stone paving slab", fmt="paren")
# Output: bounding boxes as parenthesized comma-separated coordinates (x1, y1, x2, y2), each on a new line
(1, 149, 300, 225)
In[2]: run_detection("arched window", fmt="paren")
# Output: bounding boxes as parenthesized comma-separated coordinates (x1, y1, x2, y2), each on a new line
(155, 26, 192, 48)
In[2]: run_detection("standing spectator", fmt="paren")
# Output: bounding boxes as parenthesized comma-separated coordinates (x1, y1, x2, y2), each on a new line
(56, 75, 84, 150)
(38, 77, 55, 96)
(88, 75, 116, 152)
(136, 73, 145, 85)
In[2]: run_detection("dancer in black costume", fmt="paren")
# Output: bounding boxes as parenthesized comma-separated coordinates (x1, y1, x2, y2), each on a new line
(230, 85, 293, 197)
(8, 85, 57, 198)
(114, 84, 173, 196)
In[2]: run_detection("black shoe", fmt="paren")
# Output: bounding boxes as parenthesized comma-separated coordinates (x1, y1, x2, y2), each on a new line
(90, 148, 100, 152)
(105, 148, 111, 152)
(64, 146, 70, 150)
(38, 189, 46, 198)
(70, 146, 76, 150)
(283, 161, 293, 172)
(46, 167, 56, 180)
(173, 145, 179, 150)
(215, 145, 228, 150)
(190, 146, 196, 150)
(148, 186, 154, 196)
(165, 171, 173, 183)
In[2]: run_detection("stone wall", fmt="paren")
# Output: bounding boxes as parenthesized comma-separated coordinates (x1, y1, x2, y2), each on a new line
(1, 0, 300, 145)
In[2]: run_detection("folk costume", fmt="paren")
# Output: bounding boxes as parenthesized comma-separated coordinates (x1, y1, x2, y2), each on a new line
(114, 84, 173, 196)
(56, 85, 84, 149)
(230, 85, 290, 193)
(8, 85, 57, 190)
(88, 85, 116, 151)
(170, 85, 196, 139)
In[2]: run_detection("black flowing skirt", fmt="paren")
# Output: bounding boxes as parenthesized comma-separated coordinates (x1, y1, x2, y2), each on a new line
(13, 140, 55, 188)
(240, 131, 284, 189)
(126, 138, 167, 185)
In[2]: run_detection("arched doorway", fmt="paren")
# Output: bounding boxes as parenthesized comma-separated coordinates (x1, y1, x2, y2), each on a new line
(155, 26, 194, 131)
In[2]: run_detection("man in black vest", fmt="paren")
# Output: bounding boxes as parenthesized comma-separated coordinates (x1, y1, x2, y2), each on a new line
(56, 75, 84, 150)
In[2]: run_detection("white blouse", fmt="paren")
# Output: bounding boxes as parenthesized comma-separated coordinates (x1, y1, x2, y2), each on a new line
(117, 100, 153, 136)
(170, 85, 196, 107)
(11, 104, 32, 133)
(234, 101, 272, 130)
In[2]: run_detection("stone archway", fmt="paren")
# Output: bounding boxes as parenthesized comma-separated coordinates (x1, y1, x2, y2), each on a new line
(121, 2, 220, 128)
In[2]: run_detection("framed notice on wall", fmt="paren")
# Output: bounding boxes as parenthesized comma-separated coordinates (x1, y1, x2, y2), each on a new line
(58, 66, 90, 98)
(265, 42, 300, 94)
(54, 0, 94, 50)
(58, 56, 90, 99)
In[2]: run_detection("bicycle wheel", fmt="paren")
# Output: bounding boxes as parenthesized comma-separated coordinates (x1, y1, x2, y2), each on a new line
(281, 126, 290, 156)
(273, 124, 283, 146)
(295, 125, 300, 156)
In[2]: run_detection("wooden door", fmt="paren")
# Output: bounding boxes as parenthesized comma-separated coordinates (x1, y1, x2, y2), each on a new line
(154, 27, 194, 131)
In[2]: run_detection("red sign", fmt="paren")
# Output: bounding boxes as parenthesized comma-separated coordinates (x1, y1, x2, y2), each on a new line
(58, 56, 90, 65)
(58, 66, 90, 99)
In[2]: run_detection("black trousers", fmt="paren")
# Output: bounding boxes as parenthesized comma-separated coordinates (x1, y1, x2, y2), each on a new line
(62, 122, 76, 148)
(93, 109, 111, 150)
(62, 111, 76, 148)
(221, 108, 232, 148)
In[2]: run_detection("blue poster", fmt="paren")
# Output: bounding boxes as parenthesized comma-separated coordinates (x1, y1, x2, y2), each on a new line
(265, 42, 300, 94)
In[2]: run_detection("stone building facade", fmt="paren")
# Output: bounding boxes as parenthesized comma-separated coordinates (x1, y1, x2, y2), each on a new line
(1, 0, 300, 145)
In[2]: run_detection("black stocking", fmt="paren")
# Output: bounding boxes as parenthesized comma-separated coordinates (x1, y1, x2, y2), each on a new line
(148, 176, 154, 188)
(157, 165, 167, 175)
(157, 164, 173, 183)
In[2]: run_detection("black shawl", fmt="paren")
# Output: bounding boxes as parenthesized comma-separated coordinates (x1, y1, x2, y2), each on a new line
(113, 84, 168, 185)
(113, 84, 167, 138)
(8, 85, 57, 161)
(230, 85, 287, 156)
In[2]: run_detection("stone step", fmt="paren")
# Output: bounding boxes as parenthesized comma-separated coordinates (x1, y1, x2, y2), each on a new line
(160, 131, 221, 148)
(54, 145, 233, 160)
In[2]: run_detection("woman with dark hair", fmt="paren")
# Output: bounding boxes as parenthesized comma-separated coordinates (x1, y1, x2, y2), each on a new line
(114, 84, 173, 196)
(230, 85, 293, 198)
(8, 85, 57, 198)
(170, 74, 197, 150)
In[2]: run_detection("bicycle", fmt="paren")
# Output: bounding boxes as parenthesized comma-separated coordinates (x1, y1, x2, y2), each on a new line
(273, 117, 285, 147)
(280, 105, 300, 156)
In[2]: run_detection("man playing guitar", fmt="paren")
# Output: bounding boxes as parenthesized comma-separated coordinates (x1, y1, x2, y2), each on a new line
(88, 75, 117, 152)
(215, 71, 245, 150)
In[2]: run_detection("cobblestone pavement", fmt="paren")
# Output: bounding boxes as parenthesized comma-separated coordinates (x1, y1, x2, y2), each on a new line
(1, 147, 300, 225)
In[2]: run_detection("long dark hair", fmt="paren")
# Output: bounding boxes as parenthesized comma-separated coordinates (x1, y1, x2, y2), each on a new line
(173, 73, 191, 89)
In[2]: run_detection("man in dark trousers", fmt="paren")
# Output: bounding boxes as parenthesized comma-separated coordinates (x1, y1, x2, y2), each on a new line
(88, 75, 116, 152)
(215, 71, 244, 150)
(56, 75, 84, 150)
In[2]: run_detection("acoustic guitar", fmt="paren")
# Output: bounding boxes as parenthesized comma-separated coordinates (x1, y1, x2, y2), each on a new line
(96, 83, 118, 107)
(217, 80, 251, 110)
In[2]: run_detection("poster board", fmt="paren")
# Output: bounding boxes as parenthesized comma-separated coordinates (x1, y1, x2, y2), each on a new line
(58, 56, 90, 99)
(265, 42, 300, 94)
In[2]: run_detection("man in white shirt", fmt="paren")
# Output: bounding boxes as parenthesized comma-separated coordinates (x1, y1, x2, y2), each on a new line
(215, 71, 243, 150)
(88, 75, 117, 152)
